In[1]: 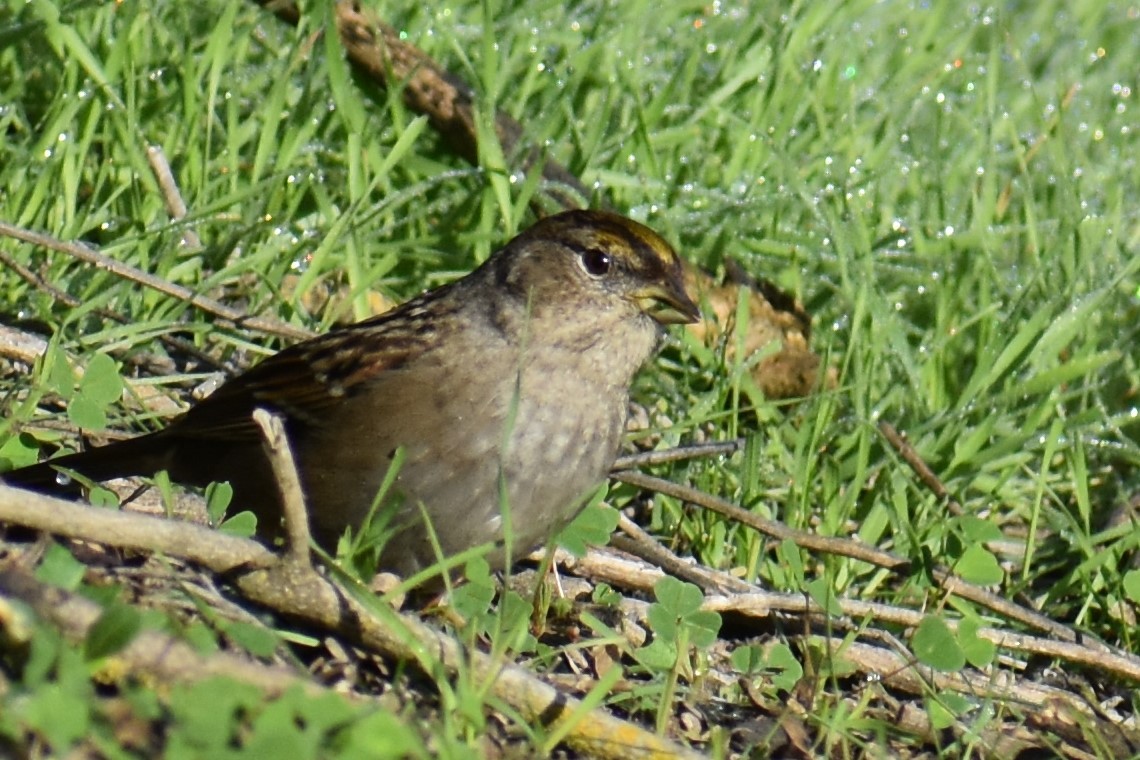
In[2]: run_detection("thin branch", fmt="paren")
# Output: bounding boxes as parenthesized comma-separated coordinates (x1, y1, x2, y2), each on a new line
(612, 439, 745, 470)
(878, 421, 964, 516)
(614, 469, 909, 570)
(0, 485, 276, 573)
(252, 408, 312, 568)
(0, 249, 229, 373)
(556, 538, 1140, 686)
(0, 221, 312, 342)
(0, 485, 703, 760)
(611, 515, 751, 594)
(145, 145, 202, 250)
(0, 323, 52, 367)
(826, 639, 1103, 726)
(0, 566, 313, 696)
(0, 324, 185, 417)
(250, 0, 590, 212)
(233, 560, 705, 759)
(613, 469, 1098, 645)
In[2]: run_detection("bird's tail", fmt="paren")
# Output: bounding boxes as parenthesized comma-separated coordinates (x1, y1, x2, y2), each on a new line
(2, 434, 171, 497)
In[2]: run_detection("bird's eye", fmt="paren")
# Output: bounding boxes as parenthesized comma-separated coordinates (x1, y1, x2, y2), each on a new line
(580, 248, 612, 276)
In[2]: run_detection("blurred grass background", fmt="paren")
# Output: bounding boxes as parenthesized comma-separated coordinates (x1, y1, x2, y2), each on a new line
(1, 0, 1139, 755)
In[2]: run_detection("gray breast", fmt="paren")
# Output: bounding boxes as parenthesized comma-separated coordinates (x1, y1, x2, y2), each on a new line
(294, 339, 627, 577)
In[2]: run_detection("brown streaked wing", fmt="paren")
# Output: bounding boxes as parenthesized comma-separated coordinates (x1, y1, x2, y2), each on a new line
(167, 331, 427, 442)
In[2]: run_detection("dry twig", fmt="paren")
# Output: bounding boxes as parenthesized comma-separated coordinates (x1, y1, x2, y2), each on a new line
(0, 485, 702, 760)
(612, 469, 1101, 645)
(0, 221, 311, 342)
(0, 566, 312, 696)
(878, 421, 965, 516)
(252, 408, 312, 568)
(145, 145, 202, 250)
(0, 248, 229, 374)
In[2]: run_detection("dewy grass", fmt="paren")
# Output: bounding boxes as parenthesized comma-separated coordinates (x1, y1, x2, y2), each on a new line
(1, 0, 1138, 755)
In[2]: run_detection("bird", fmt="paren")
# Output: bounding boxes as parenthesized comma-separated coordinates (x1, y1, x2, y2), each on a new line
(3, 209, 700, 578)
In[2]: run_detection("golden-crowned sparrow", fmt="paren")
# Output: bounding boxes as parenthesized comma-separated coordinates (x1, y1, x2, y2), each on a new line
(4, 209, 699, 576)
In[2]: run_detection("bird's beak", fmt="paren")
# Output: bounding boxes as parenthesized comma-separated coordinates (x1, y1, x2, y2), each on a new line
(633, 278, 701, 326)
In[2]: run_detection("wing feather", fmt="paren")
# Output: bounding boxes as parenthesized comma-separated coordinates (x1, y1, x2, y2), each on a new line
(168, 329, 430, 441)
